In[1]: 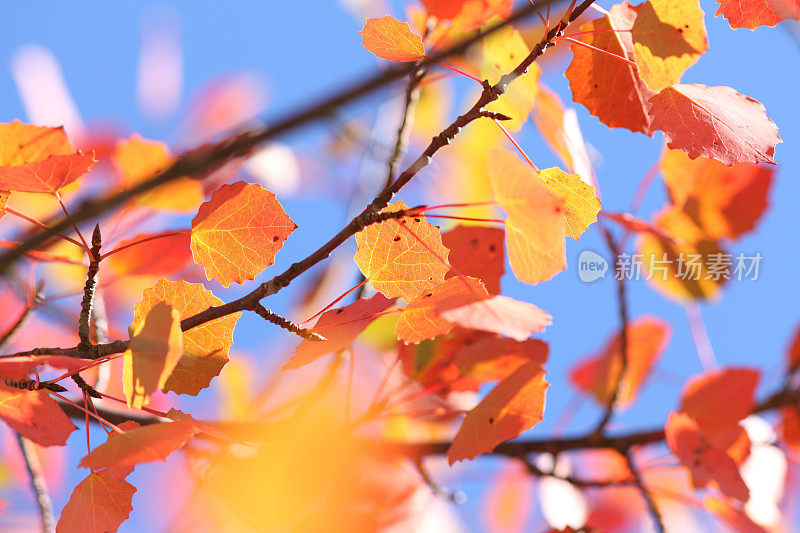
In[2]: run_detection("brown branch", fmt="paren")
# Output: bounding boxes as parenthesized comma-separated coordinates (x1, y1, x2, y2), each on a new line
(0, 0, 569, 272)
(625, 449, 666, 533)
(77, 224, 102, 351)
(15, 433, 55, 533)
(519, 455, 635, 488)
(251, 303, 325, 342)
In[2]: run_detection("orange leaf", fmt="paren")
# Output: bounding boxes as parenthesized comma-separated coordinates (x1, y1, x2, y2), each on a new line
(191, 181, 296, 287)
(0, 120, 95, 193)
(488, 149, 565, 284)
(106, 231, 192, 277)
(679, 367, 759, 448)
(565, 3, 655, 134)
(454, 337, 549, 382)
(539, 167, 600, 240)
(442, 225, 505, 294)
(661, 148, 773, 240)
(123, 302, 184, 409)
(666, 411, 749, 501)
(439, 295, 552, 342)
(0, 386, 76, 446)
(0, 355, 93, 381)
(570, 315, 671, 407)
(648, 84, 780, 166)
(112, 134, 203, 211)
(447, 360, 548, 463)
(56, 471, 136, 533)
(284, 294, 396, 370)
(131, 279, 241, 395)
(395, 276, 488, 344)
(354, 200, 450, 301)
(715, 0, 800, 29)
(79, 420, 197, 470)
(359, 15, 425, 62)
(422, 0, 513, 30)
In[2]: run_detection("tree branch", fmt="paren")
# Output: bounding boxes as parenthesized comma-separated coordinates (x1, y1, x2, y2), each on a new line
(625, 449, 666, 533)
(15, 433, 55, 533)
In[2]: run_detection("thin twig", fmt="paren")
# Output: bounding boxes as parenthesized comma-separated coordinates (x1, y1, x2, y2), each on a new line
(251, 303, 326, 342)
(15, 433, 55, 533)
(77, 224, 102, 351)
(625, 449, 666, 533)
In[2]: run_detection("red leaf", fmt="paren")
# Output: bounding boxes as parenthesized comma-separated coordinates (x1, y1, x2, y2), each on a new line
(454, 337, 549, 382)
(79, 420, 197, 470)
(56, 471, 136, 533)
(0, 356, 94, 381)
(447, 360, 548, 463)
(648, 84, 780, 166)
(285, 294, 396, 369)
(0, 386, 76, 446)
(422, 0, 513, 30)
(359, 15, 425, 62)
(106, 232, 192, 277)
(715, 0, 800, 29)
(442, 225, 505, 294)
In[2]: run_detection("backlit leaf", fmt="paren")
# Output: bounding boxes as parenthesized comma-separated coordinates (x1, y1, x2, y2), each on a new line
(442, 225, 505, 294)
(359, 15, 425, 62)
(191, 180, 297, 287)
(423, 0, 513, 29)
(539, 167, 601, 240)
(56, 471, 136, 533)
(439, 295, 552, 342)
(106, 231, 192, 277)
(715, 0, 800, 28)
(454, 337, 549, 382)
(648, 84, 780, 166)
(354, 200, 450, 302)
(0, 386, 76, 446)
(132, 279, 241, 395)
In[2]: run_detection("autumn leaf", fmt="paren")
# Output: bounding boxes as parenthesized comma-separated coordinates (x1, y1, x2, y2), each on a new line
(0, 191, 8, 221)
(106, 231, 192, 277)
(56, 471, 136, 533)
(284, 293, 396, 370)
(354, 200, 450, 302)
(113, 134, 203, 211)
(570, 316, 671, 407)
(422, 0, 513, 30)
(660, 148, 773, 240)
(359, 15, 425, 62)
(715, 0, 800, 29)
(79, 420, 198, 470)
(0, 386, 76, 446)
(0, 120, 95, 193)
(666, 411, 750, 501)
(439, 295, 552, 342)
(190, 181, 296, 287)
(442, 225, 505, 294)
(123, 301, 183, 409)
(488, 149, 566, 285)
(395, 276, 488, 344)
(0, 355, 94, 381)
(648, 84, 781, 166)
(565, 2, 655, 134)
(132, 279, 240, 395)
(447, 360, 548, 463)
(481, 25, 540, 130)
(539, 167, 601, 240)
(631, 0, 708, 93)
(454, 337, 549, 382)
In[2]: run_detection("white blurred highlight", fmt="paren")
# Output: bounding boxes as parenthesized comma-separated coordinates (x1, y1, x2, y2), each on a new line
(245, 144, 300, 196)
(137, 4, 183, 121)
(10, 45, 83, 139)
(563, 108, 596, 191)
(535, 453, 588, 530)
(740, 415, 786, 527)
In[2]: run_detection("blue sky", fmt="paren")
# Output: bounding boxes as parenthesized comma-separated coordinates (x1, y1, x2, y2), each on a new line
(1, 1, 799, 531)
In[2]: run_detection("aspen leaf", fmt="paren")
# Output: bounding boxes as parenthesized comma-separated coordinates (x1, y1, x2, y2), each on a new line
(123, 301, 184, 409)
(422, 0, 513, 29)
(565, 3, 655, 134)
(0, 355, 93, 381)
(359, 15, 425, 62)
(539, 167, 601, 240)
(447, 360, 548, 463)
(570, 316, 671, 407)
(394, 276, 488, 344)
(666, 411, 750, 501)
(79, 420, 197, 470)
(532, 85, 574, 170)
(191, 181, 297, 287)
(488, 149, 566, 285)
(661, 148, 773, 240)
(285, 294, 396, 370)
(648, 84, 781, 166)
(107, 231, 192, 277)
(354, 200, 450, 302)
(454, 337, 549, 381)
(715, 0, 800, 28)
(132, 279, 240, 395)
(0, 120, 95, 193)
(113, 134, 203, 211)
(439, 295, 552, 342)
(442, 225, 505, 294)
(398, 330, 487, 394)
(0, 386, 76, 446)
(56, 471, 136, 533)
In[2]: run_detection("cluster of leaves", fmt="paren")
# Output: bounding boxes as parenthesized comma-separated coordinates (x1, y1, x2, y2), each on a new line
(0, 0, 797, 531)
